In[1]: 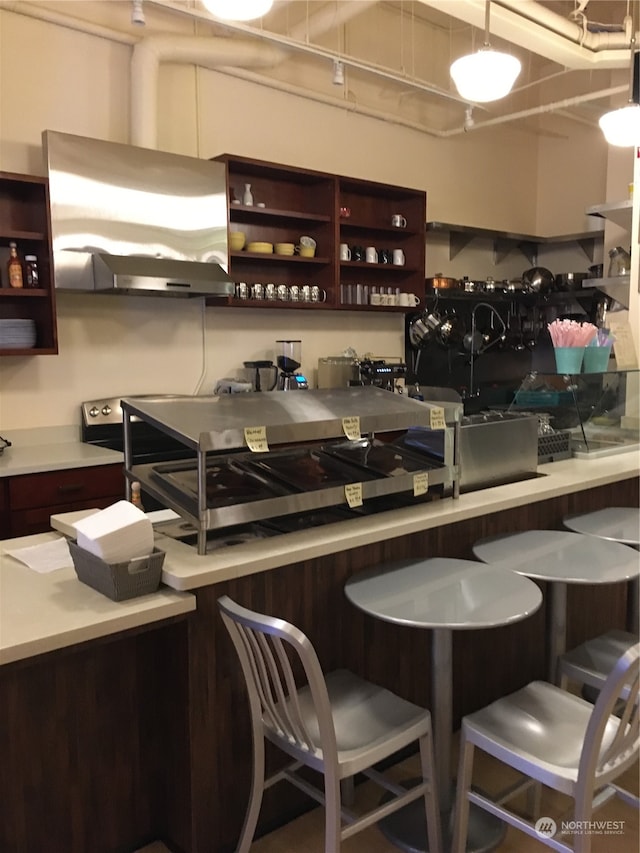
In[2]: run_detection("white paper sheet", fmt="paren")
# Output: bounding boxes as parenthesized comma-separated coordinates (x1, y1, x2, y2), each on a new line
(6, 537, 72, 573)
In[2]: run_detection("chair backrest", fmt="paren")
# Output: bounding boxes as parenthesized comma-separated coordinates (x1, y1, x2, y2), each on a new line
(579, 643, 640, 790)
(218, 595, 338, 762)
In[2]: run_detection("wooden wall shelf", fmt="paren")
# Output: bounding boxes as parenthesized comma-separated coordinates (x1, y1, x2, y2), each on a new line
(213, 154, 426, 312)
(0, 172, 58, 356)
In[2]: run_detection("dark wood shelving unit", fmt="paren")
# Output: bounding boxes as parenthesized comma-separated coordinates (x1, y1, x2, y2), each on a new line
(212, 154, 426, 312)
(0, 172, 58, 355)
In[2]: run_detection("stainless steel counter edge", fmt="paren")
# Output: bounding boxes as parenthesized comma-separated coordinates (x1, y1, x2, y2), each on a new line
(154, 453, 640, 591)
(0, 532, 195, 666)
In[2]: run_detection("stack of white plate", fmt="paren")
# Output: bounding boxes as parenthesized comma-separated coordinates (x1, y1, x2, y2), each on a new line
(0, 318, 37, 349)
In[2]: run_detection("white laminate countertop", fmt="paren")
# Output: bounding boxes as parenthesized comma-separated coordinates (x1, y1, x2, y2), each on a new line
(1, 451, 637, 665)
(0, 426, 123, 477)
(0, 532, 195, 665)
(154, 452, 640, 591)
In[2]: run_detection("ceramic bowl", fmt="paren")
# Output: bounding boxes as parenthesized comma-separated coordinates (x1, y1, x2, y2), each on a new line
(229, 231, 246, 251)
(247, 241, 273, 254)
(275, 242, 295, 256)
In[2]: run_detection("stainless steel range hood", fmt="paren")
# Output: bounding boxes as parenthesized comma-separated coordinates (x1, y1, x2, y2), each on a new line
(43, 130, 234, 298)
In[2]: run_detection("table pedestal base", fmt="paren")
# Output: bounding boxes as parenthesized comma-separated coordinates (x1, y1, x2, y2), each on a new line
(379, 780, 507, 853)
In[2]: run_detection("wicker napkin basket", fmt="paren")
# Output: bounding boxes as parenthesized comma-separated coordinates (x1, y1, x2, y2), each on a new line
(69, 540, 165, 601)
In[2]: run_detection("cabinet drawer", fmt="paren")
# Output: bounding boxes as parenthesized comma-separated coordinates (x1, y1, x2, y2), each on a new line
(9, 464, 124, 510)
(10, 495, 123, 538)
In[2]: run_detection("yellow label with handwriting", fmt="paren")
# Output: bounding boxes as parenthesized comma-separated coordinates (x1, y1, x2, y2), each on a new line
(345, 482, 363, 508)
(413, 471, 429, 496)
(429, 406, 446, 430)
(342, 416, 361, 441)
(244, 425, 269, 453)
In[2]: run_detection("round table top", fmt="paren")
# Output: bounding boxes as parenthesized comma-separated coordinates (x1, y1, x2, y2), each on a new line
(472, 529, 639, 585)
(563, 507, 640, 547)
(344, 557, 542, 630)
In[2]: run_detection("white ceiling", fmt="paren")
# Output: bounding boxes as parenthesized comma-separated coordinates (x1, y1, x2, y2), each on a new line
(15, 0, 639, 139)
(178, 0, 640, 138)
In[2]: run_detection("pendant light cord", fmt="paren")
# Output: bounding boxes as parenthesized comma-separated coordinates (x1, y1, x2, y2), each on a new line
(483, 0, 491, 49)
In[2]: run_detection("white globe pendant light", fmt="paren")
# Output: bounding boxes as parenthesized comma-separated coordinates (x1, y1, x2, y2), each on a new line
(450, 1, 521, 103)
(599, 40, 640, 147)
(599, 102, 640, 147)
(201, 0, 273, 22)
(451, 49, 521, 103)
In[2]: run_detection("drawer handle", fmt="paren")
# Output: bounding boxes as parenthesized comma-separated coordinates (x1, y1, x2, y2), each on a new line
(57, 483, 84, 494)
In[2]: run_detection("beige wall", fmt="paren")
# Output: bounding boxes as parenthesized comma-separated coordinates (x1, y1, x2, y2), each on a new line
(0, 4, 633, 431)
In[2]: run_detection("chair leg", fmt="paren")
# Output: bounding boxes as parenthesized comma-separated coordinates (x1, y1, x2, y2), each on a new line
(236, 734, 266, 853)
(525, 780, 542, 819)
(419, 731, 443, 853)
(340, 776, 355, 807)
(451, 735, 475, 853)
(324, 769, 342, 853)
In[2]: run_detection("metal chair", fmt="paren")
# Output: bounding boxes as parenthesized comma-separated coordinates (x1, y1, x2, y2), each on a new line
(559, 629, 638, 697)
(218, 595, 442, 853)
(452, 643, 640, 853)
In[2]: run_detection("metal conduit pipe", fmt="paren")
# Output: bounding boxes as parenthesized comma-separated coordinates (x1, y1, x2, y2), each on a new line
(3, 0, 138, 44)
(287, 0, 377, 43)
(417, 0, 633, 68)
(131, 36, 287, 148)
(496, 0, 633, 51)
(441, 84, 627, 135)
(146, 0, 472, 107)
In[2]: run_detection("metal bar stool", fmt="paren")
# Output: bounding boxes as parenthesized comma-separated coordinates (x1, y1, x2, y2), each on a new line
(472, 529, 639, 685)
(559, 508, 640, 696)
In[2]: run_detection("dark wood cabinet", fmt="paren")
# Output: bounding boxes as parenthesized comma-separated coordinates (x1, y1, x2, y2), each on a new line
(212, 154, 426, 312)
(0, 172, 57, 355)
(6, 464, 124, 537)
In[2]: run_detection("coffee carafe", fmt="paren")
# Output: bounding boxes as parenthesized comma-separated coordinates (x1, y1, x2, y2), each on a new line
(243, 360, 278, 392)
(276, 339, 309, 390)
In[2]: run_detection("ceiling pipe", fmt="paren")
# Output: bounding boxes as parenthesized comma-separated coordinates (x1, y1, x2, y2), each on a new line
(4, 0, 626, 145)
(4, 0, 137, 45)
(286, 1, 376, 43)
(131, 35, 286, 148)
(441, 83, 627, 136)
(145, 0, 473, 108)
(417, 0, 634, 69)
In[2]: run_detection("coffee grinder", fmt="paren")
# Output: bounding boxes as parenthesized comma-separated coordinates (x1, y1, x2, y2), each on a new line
(276, 340, 309, 390)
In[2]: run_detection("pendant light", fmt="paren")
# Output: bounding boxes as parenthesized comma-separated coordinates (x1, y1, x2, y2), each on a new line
(599, 35, 640, 147)
(450, 0, 521, 103)
(201, 0, 273, 22)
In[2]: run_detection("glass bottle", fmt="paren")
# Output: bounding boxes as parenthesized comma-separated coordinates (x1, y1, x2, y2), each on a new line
(7, 242, 23, 288)
(130, 481, 145, 512)
(24, 255, 39, 288)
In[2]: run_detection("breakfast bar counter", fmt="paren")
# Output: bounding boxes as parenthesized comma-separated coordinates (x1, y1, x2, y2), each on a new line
(154, 452, 640, 590)
(0, 451, 638, 853)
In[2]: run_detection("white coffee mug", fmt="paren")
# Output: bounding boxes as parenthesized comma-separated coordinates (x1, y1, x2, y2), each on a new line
(365, 246, 378, 263)
(370, 292, 382, 306)
(399, 292, 420, 307)
(339, 243, 351, 261)
(392, 248, 405, 266)
(391, 214, 407, 228)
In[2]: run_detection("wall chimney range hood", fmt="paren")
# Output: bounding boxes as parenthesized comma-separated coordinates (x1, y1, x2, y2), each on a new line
(43, 130, 234, 298)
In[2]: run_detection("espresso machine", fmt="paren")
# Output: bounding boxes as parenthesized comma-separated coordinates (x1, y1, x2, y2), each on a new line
(276, 340, 309, 390)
